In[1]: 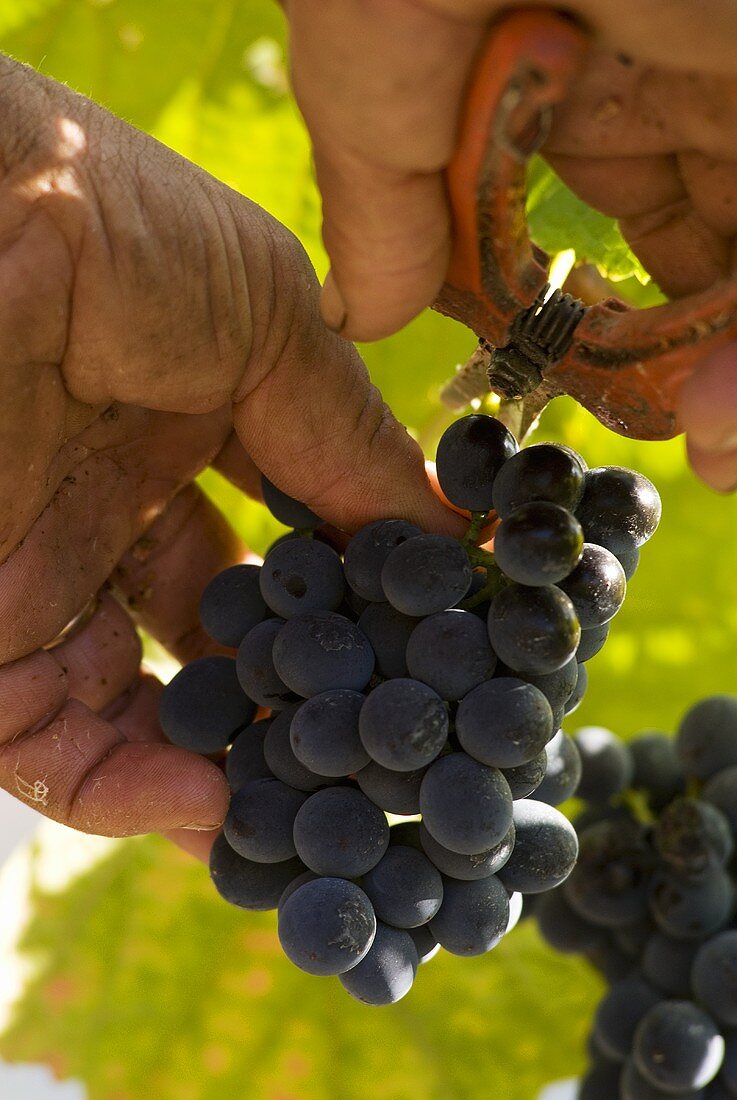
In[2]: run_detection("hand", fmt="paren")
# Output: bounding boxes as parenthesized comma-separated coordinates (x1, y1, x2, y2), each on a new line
(285, 0, 737, 489)
(0, 56, 457, 855)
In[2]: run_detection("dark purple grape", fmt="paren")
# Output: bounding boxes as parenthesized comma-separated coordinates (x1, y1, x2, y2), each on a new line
(293, 787, 390, 877)
(629, 731, 685, 811)
(259, 538, 345, 618)
(236, 618, 297, 709)
(435, 414, 518, 511)
(290, 689, 369, 777)
(419, 753, 513, 855)
(344, 519, 422, 602)
(429, 874, 510, 956)
(382, 535, 472, 617)
(160, 656, 256, 753)
(653, 798, 733, 881)
(535, 889, 604, 954)
(261, 475, 321, 529)
(594, 975, 661, 1063)
(272, 611, 375, 697)
(491, 442, 586, 518)
(649, 869, 733, 940)
(359, 678, 448, 771)
(502, 752, 547, 799)
(419, 820, 515, 880)
(209, 833, 305, 911)
(199, 563, 266, 647)
(565, 819, 656, 928)
(576, 466, 661, 554)
(456, 677, 553, 768)
(558, 543, 626, 628)
(278, 877, 376, 976)
(677, 696, 737, 781)
(357, 602, 419, 678)
(577, 622, 610, 662)
(339, 922, 418, 1005)
(224, 778, 306, 863)
(532, 731, 582, 807)
(574, 726, 634, 803)
(406, 609, 497, 700)
(494, 501, 583, 586)
(226, 719, 273, 789)
(633, 1000, 724, 1093)
(488, 583, 581, 675)
(692, 932, 737, 1027)
(497, 800, 578, 894)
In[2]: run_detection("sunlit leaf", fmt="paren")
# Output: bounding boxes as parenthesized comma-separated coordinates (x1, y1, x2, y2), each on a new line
(0, 836, 600, 1100)
(527, 159, 653, 287)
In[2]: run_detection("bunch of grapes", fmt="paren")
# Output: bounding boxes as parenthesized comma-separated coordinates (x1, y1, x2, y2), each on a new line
(159, 413, 660, 1005)
(535, 696, 737, 1098)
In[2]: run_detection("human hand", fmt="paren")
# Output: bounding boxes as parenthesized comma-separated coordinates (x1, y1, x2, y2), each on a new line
(285, 0, 737, 489)
(0, 56, 457, 854)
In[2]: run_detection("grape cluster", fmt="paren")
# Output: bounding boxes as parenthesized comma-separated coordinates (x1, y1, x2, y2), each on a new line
(159, 413, 660, 1005)
(535, 696, 737, 1098)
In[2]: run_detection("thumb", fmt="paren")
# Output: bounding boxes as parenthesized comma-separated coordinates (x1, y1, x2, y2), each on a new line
(678, 344, 737, 492)
(232, 224, 464, 536)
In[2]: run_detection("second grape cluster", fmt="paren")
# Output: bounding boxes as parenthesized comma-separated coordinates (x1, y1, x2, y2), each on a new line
(537, 696, 737, 1099)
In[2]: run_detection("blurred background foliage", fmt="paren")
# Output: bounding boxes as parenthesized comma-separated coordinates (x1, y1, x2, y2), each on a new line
(1, 1, 736, 1098)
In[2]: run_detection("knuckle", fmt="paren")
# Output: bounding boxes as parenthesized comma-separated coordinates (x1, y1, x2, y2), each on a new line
(0, 698, 120, 826)
(0, 650, 68, 747)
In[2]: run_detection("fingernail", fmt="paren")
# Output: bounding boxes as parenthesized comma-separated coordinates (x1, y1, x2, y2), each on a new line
(693, 427, 737, 455)
(321, 271, 348, 334)
(181, 821, 224, 831)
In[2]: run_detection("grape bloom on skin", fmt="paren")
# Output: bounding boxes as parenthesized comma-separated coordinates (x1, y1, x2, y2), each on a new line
(159, 413, 661, 1005)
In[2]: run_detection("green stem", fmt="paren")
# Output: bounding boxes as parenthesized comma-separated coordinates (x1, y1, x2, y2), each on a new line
(466, 545, 496, 569)
(617, 788, 656, 826)
(463, 511, 489, 547)
(686, 776, 703, 799)
(460, 562, 508, 610)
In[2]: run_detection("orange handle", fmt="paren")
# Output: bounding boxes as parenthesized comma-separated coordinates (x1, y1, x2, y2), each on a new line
(438, 10, 587, 340)
(436, 9, 737, 441)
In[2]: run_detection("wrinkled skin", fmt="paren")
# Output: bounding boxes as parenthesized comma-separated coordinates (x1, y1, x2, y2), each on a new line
(0, 57, 459, 856)
(285, 0, 737, 488)
(6, 1, 737, 856)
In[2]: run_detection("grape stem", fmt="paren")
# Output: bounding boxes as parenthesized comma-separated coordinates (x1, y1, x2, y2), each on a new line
(466, 545, 496, 569)
(616, 788, 656, 826)
(463, 511, 490, 547)
(686, 775, 703, 799)
(460, 558, 507, 609)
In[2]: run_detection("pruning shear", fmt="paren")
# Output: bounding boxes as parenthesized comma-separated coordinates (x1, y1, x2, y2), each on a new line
(434, 9, 737, 440)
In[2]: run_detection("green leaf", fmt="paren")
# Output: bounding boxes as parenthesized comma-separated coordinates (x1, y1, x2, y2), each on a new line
(358, 311, 475, 444)
(0, 835, 600, 1100)
(527, 159, 653, 287)
(3, 1, 324, 266)
(196, 467, 283, 558)
(0, 0, 61, 37)
(4, 1, 283, 127)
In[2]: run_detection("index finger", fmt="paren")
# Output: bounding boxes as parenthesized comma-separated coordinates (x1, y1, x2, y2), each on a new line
(286, 0, 483, 340)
